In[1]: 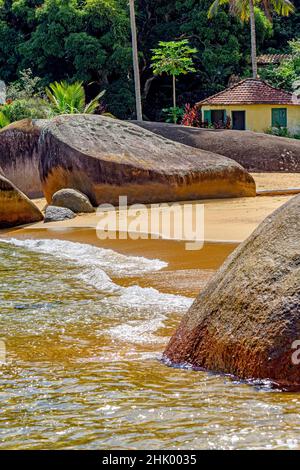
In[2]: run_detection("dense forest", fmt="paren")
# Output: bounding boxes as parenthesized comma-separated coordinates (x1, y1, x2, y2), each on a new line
(0, 0, 299, 120)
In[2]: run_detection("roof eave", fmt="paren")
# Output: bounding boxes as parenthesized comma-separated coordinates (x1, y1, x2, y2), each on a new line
(197, 101, 298, 106)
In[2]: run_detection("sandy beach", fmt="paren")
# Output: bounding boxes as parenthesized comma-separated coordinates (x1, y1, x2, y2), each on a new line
(3, 172, 299, 297)
(11, 173, 298, 243)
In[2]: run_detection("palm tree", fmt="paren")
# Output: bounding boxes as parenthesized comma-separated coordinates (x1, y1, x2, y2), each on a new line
(45, 81, 105, 115)
(208, 0, 295, 79)
(129, 0, 143, 121)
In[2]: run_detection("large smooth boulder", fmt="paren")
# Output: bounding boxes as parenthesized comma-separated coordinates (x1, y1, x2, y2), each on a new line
(0, 173, 43, 228)
(164, 194, 300, 389)
(135, 122, 300, 173)
(38, 115, 255, 205)
(0, 119, 47, 198)
(51, 188, 95, 213)
(0, 116, 257, 204)
(44, 205, 75, 223)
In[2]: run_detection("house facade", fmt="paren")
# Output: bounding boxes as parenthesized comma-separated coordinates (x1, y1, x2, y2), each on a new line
(197, 78, 300, 134)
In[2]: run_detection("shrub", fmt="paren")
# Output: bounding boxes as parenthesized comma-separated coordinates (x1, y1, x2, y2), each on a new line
(162, 106, 185, 124)
(0, 112, 10, 128)
(6, 69, 43, 101)
(182, 104, 202, 127)
(0, 98, 49, 128)
(213, 115, 231, 129)
(2, 99, 47, 121)
(266, 126, 300, 140)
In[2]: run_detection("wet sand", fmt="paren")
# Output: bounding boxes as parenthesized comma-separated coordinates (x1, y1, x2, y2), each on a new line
(3, 172, 299, 296)
(6, 227, 236, 297)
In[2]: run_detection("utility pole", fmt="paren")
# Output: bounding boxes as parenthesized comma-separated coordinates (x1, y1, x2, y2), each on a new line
(129, 0, 143, 121)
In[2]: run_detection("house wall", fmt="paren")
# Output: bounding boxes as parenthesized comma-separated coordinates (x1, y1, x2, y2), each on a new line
(201, 104, 300, 134)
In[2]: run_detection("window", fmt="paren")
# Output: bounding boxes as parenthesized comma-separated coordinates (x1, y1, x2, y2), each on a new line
(272, 108, 287, 127)
(203, 109, 227, 126)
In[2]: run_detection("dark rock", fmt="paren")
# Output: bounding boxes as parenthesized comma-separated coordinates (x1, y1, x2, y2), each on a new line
(44, 205, 75, 223)
(0, 173, 43, 228)
(0, 116, 257, 204)
(0, 119, 47, 198)
(134, 121, 300, 173)
(38, 115, 256, 205)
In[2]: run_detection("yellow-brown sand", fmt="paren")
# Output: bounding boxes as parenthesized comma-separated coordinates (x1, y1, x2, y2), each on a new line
(252, 172, 300, 191)
(30, 194, 291, 243)
(3, 172, 299, 296)
(30, 173, 298, 243)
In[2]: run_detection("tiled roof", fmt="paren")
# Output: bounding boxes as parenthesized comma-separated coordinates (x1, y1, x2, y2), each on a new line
(257, 54, 291, 65)
(197, 78, 299, 106)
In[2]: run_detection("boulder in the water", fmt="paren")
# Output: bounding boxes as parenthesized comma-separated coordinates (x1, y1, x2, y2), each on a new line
(164, 194, 300, 389)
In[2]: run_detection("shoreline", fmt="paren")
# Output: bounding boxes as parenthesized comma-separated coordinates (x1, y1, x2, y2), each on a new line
(1, 227, 236, 297)
(9, 173, 297, 243)
(1, 173, 299, 297)
(6, 193, 294, 244)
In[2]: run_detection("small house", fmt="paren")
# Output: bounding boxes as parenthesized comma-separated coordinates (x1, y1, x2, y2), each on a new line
(197, 78, 300, 134)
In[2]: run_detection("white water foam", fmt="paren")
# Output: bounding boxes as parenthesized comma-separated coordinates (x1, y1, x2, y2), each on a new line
(105, 315, 167, 344)
(1, 238, 166, 276)
(1, 238, 193, 343)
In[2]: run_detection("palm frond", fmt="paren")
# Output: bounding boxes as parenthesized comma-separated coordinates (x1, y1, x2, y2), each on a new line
(46, 81, 105, 115)
(208, 0, 223, 18)
(271, 0, 295, 16)
(84, 89, 106, 114)
(0, 111, 10, 128)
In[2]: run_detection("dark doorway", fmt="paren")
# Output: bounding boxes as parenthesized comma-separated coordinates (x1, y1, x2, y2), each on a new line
(232, 111, 246, 130)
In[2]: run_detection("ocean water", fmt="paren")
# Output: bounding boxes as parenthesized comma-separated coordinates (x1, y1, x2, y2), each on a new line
(0, 238, 299, 450)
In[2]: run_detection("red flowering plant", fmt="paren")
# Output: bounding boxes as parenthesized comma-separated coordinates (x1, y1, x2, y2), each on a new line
(213, 115, 231, 129)
(181, 104, 202, 127)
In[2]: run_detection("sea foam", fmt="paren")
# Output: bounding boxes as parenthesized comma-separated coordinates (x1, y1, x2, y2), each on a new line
(0, 238, 193, 341)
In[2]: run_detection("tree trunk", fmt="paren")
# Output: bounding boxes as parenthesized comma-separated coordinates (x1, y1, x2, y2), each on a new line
(249, 0, 258, 79)
(129, 0, 143, 121)
(172, 75, 176, 123)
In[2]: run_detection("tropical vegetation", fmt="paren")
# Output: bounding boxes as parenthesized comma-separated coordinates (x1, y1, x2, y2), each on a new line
(260, 38, 300, 90)
(0, 0, 298, 121)
(151, 40, 197, 122)
(208, 0, 295, 78)
(0, 79, 106, 128)
(45, 81, 105, 115)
